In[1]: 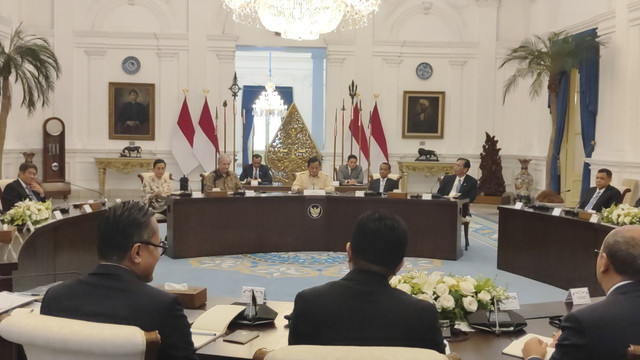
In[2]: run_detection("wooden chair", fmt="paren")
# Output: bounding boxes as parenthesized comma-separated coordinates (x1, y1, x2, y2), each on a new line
(0, 179, 15, 212)
(0, 312, 160, 360)
(253, 345, 449, 360)
(138, 172, 173, 223)
(437, 177, 470, 251)
(628, 345, 640, 360)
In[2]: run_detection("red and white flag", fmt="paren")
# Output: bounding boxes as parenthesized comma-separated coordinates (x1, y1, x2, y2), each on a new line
(193, 98, 219, 172)
(171, 96, 199, 175)
(348, 102, 370, 164)
(369, 101, 389, 168)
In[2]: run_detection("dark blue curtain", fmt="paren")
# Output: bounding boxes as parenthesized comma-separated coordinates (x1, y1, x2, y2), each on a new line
(577, 29, 599, 200)
(550, 71, 570, 193)
(241, 86, 293, 165)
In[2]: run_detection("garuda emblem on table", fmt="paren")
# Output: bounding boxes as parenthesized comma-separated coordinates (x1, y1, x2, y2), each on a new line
(307, 204, 323, 219)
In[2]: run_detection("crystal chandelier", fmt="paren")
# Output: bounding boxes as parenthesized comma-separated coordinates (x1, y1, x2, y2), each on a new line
(252, 54, 287, 118)
(222, 0, 381, 40)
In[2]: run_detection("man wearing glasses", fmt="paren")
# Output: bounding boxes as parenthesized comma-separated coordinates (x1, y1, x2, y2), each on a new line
(41, 201, 196, 360)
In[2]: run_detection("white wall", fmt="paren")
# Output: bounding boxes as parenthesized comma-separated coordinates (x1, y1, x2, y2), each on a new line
(0, 0, 638, 197)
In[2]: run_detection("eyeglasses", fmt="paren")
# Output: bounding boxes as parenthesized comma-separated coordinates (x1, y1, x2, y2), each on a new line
(138, 240, 168, 256)
(594, 249, 604, 256)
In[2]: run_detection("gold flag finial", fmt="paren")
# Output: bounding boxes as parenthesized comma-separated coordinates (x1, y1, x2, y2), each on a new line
(182, 88, 189, 95)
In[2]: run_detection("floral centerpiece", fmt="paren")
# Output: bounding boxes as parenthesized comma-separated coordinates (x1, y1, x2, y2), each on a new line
(2, 199, 52, 227)
(390, 270, 508, 322)
(601, 204, 640, 226)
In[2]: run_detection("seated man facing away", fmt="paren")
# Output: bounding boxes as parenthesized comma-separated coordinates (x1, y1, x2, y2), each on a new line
(436, 157, 478, 217)
(1, 162, 47, 211)
(204, 153, 242, 192)
(239, 153, 273, 185)
(577, 168, 621, 212)
(367, 162, 399, 194)
(523, 225, 640, 360)
(41, 201, 196, 360)
(291, 156, 335, 193)
(337, 154, 364, 185)
(288, 210, 449, 355)
(142, 158, 173, 213)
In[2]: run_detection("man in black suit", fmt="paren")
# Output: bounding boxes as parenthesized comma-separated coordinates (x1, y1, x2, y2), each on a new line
(436, 157, 478, 217)
(523, 225, 640, 360)
(41, 201, 196, 360)
(1, 162, 47, 211)
(577, 168, 621, 212)
(367, 162, 399, 194)
(239, 154, 272, 184)
(337, 154, 365, 185)
(288, 210, 448, 354)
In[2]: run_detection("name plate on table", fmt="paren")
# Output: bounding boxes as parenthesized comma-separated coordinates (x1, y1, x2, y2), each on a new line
(250, 180, 259, 186)
(303, 189, 326, 196)
(387, 192, 407, 199)
(205, 189, 228, 198)
(565, 287, 591, 305)
(422, 193, 432, 200)
(355, 190, 365, 197)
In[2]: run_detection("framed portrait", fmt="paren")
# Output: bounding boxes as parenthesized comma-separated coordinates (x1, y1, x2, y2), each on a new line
(109, 82, 155, 140)
(402, 91, 445, 139)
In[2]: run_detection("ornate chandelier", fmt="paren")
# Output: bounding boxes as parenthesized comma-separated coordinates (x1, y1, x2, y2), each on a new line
(222, 0, 381, 40)
(253, 53, 287, 118)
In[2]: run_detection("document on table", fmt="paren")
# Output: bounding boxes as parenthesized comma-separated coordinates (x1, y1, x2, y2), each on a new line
(503, 333, 555, 359)
(190, 304, 245, 349)
(0, 291, 39, 314)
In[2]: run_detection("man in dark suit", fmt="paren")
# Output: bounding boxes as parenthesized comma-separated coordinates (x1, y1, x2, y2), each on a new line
(337, 154, 364, 185)
(577, 168, 621, 212)
(523, 225, 640, 360)
(288, 210, 448, 354)
(1, 162, 47, 211)
(436, 157, 478, 217)
(41, 201, 196, 360)
(367, 162, 399, 194)
(239, 153, 272, 184)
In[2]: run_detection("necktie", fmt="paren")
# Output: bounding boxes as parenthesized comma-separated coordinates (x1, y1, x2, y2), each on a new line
(253, 168, 258, 179)
(25, 186, 37, 201)
(585, 190, 602, 211)
(380, 179, 386, 193)
(455, 178, 462, 193)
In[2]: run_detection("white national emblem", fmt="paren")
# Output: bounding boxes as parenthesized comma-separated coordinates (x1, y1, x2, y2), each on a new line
(307, 204, 323, 219)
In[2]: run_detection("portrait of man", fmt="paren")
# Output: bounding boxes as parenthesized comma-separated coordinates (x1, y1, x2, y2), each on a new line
(403, 91, 445, 139)
(109, 82, 155, 140)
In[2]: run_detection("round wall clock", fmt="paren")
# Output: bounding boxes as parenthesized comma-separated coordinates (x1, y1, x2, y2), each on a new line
(416, 62, 433, 80)
(122, 56, 141, 75)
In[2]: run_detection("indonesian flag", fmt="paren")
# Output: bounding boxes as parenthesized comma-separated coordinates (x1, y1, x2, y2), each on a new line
(171, 96, 199, 175)
(369, 101, 389, 166)
(193, 98, 219, 172)
(348, 102, 370, 163)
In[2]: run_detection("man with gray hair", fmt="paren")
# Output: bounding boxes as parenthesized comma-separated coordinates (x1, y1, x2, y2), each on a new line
(523, 225, 640, 360)
(204, 153, 242, 192)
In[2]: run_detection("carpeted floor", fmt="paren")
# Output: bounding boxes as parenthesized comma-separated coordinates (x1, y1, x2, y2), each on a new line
(153, 209, 568, 304)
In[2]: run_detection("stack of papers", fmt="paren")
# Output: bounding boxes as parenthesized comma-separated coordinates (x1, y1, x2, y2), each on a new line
(502, 333, 555, 359)
(191, 304, 245, 349)
(0, 291, 39, 314)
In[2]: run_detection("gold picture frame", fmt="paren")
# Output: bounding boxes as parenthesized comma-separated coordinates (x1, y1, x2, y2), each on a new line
(109, 82, 155, 140)
(402, 91, 445, 139)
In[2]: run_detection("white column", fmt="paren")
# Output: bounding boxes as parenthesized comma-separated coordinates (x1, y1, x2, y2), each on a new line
(448, 59, 468, 153)
(326, 53, 347, 160)
(84, 49, 107, 146)
(157, 51, 180, 145)
(381, 57, 402, 145)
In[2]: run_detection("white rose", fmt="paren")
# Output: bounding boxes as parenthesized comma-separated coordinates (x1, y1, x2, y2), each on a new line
(462, 296, 478, 312)
(389, 275, 401, 287)
(435, 283, 450, 297)
(625, 216, 632, 224)
(396, 283, 412, 294)
(443, 276, 457, 287)
(477, 290, 492, 303)
(429, 271, 444, 283)
(459, 280, 476, 296)
(417, 293, 434, 302)
(437, 294, 455, 310)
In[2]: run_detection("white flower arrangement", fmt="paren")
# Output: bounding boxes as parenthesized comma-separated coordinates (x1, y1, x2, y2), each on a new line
(390, 270, 508, 322)
(2, 199, 52, 227)
(601, 204, 640, 226)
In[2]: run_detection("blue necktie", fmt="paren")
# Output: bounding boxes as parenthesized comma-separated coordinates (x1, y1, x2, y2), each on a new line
(585, 190, 602, 211)
(455, 179, 462, 193)
(25, 186, 37, 201)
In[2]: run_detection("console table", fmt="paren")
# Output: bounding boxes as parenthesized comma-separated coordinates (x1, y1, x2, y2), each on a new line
(94, 157, 154, 195)
(397, 161, 455, 193)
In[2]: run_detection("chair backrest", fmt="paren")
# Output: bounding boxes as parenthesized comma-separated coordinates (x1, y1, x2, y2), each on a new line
(254, 345, 449, 360)
(613, 184, 631, 205)
(621, 179, 639, 205)
(0, 178, 16, 212)
(628, 344, 640, 360)
(0, 312, 160, 360)
(370, 173, 401, 181)
(138, 172, 172, 184)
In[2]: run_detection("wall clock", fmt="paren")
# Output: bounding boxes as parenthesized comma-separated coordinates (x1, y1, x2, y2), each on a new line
(122, 56, 141, 75)
(416, 62, 433, 80)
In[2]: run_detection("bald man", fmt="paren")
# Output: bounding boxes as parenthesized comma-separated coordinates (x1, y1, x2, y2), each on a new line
(523, 226, 640, 360)
(204, 154, 242, 192)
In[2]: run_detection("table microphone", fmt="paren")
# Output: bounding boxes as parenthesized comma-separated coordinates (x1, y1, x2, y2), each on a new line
(429, 174, 443, 194)
(67, 182, 105, 200)
(0, 270, 81, 281)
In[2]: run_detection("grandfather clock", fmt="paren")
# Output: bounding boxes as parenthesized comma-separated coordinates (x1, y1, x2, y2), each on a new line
(42, 117, 71, 198)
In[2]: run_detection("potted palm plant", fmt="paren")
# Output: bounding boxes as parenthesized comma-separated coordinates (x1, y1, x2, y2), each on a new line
(499, 31, 602, 189)
(0, 23, 61, 177)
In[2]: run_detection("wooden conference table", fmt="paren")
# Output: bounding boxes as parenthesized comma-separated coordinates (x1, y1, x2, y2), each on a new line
(195, 297, 587, 360)
(497, 206, 615, 297)
(166, 193, 467, 261)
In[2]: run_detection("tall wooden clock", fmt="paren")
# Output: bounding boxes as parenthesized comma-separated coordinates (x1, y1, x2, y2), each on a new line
(42, 117, 66, 182)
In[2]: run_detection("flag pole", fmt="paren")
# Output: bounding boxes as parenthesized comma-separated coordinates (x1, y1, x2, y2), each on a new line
(333, 108, 337, 180)
(242, 108, 246, 167)
(348, 81, 357, 156)
(228, 72, 242, 168)
(358, 99, 362, 165)
(223, 100, 227, 154)
(340, 99, 346, 164)
(215, 106, 219, 170)
(368, 110, 372, 179)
